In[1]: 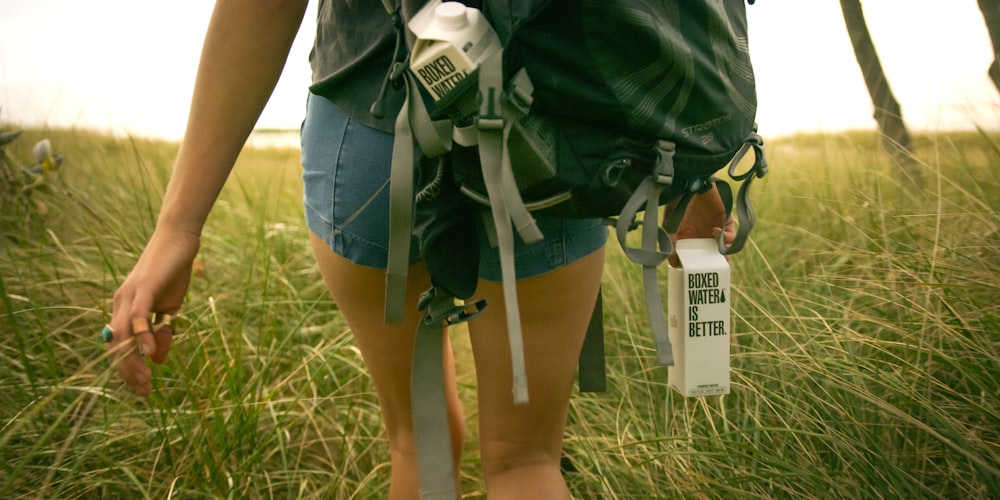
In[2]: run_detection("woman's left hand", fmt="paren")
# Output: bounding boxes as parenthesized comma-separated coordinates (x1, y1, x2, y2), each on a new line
(106, 225, 200, 395)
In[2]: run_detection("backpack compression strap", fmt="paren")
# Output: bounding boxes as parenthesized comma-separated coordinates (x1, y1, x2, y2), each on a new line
(474, 48, 546, 405)
(385, 66, 453, 324)
(411, 287, 486, 500)
(615, 141, 678, 366)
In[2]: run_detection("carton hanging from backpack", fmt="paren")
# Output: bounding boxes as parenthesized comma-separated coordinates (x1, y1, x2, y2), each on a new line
(668, 238, 732, 397)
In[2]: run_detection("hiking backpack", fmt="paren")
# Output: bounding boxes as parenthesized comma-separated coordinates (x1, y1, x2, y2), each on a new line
(375, 1, 767, 496)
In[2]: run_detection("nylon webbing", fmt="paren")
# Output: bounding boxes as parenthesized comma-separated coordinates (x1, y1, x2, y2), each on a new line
(577, 289, 607, 392)
(497, 70, 542, 244)
(499, 123, 543, 244)
(721, 132, 767, 255)
(385, 79, 417, 324)
(385, 71, 454, 324)
(616, 142, 677, 366)
(412, 317, 457, 500)
(410, 288, 484, 500)
(478, 49, 530, 404)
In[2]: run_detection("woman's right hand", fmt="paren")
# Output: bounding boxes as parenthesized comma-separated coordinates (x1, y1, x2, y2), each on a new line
(106, 226, 200, 395)
(664, 185, 735, 266)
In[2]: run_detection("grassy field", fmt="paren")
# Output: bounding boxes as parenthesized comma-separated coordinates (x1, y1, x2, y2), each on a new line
(0, 127, 997, 498)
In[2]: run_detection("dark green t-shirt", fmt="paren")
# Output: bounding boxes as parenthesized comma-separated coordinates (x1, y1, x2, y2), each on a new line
(309, 0, 404, 132)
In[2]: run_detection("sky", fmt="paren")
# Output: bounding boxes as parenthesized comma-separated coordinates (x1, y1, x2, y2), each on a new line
(1, 1, 998, 142)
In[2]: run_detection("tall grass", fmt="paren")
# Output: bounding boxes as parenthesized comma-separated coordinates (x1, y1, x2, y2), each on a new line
(0, 127, 997, 498)
(567, 131, 1000, 498)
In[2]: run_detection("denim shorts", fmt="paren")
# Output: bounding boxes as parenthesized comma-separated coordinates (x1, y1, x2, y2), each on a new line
(300, 92, 608, 281)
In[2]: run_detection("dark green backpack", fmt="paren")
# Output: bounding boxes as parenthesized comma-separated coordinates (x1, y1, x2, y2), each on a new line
(379, 1, 767, 496)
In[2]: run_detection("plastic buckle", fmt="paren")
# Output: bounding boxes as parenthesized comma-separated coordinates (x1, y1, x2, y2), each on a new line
(685, 176, 714, 194)
(391, 58, 409, 82)
(418, 289, 488, 327)
(506, 70, 534, 115)
(477, 86, 504, 130)
(654, 140, 677, 186)
(729, 134, 768, 181)
(477, 117, 504, 131)
(444, 299, 487, 325)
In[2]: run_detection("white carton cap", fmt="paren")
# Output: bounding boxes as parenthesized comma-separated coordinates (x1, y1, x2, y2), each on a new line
(434, 2, 469, 30)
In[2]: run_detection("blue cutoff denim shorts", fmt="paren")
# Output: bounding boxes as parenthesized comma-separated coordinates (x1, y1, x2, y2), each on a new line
(300, 92, 608, 281)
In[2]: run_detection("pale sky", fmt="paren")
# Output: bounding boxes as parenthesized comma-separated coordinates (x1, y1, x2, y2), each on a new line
(1, 1, 997, 141)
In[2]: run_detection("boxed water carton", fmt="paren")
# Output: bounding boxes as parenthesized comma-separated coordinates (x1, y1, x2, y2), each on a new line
(667, 238, 731, 397)
(407, 0, 500, 103)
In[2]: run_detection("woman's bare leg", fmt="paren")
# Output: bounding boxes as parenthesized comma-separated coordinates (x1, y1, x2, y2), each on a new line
(468, 247, 605, 499)
(309, 231, 464, 499)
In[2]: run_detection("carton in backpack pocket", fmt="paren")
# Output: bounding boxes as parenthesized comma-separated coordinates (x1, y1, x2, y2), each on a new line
(667, 238, 731, 397)
(408, 0, 500, 102)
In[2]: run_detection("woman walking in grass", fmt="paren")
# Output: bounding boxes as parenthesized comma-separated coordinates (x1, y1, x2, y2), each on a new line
(102, 1, 732, 497)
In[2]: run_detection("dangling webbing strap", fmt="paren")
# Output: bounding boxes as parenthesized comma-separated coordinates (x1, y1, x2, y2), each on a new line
(615, 141, 677, 366)
(476, 49, 541, 405)
(720, 131, 768, 255)
(577, 289, 607, 392)
(411, 288, 486, 500)
(385, 69, 453, 324)
(477, 63, 543, 245)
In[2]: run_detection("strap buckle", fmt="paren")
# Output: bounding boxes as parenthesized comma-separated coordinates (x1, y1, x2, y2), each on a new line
(684, 176, 714, 194)
(418, 288, 488, 327)
(728, 132, 768, 182)
(653, 140, 677, 186)
(477, 86, 504, 131)
(718, 130, 769, 256)
(506, 69, 534, 116)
